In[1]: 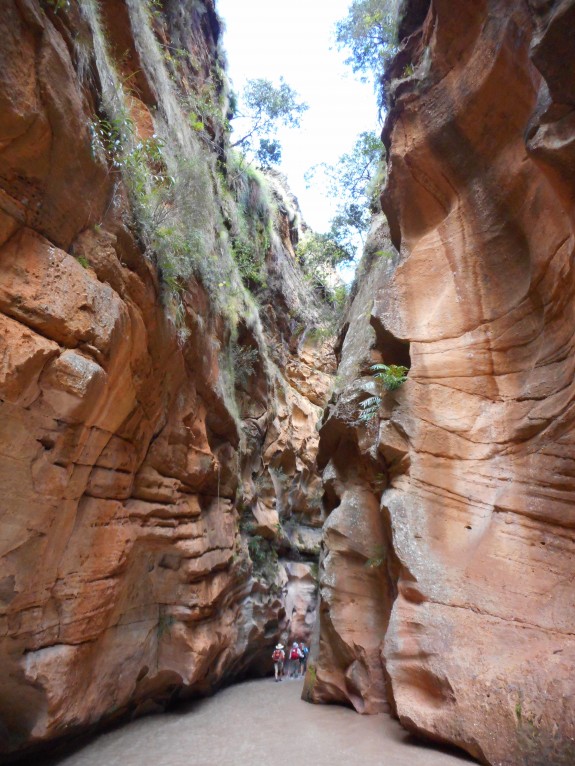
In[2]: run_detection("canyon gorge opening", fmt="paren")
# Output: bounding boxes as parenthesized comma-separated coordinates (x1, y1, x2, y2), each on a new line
(1, 2, 575, 766)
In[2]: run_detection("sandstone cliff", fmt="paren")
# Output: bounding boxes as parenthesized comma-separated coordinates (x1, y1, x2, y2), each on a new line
(309, 1, 575, 765)
(0, 1, 332, 758)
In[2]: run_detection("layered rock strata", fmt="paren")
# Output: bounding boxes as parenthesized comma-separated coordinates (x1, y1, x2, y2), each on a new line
(0, 0, 329, 758)
(310, 2, 575, 765)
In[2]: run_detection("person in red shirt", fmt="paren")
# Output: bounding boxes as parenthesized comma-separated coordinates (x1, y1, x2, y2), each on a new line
(289, 642, 301, 678)
(271, 643, 285, 681)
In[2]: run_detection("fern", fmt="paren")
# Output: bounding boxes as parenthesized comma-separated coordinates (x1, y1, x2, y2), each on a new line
(370, 363, 408, 391)
(358, 395, 382, 421)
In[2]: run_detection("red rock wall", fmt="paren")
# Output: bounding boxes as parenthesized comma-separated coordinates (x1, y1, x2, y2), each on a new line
(310, 2, 575, 764)
(0, 1, 328, 758)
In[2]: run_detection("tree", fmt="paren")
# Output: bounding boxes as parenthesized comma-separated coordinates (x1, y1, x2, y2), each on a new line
(335, 0, 398, 110)
(230, 77, 308, 166)
(307, 130, 385, 255)
(296, 231, 351, 307)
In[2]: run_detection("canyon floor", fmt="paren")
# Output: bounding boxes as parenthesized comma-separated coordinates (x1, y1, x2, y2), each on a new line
(43, 679, 473, 766)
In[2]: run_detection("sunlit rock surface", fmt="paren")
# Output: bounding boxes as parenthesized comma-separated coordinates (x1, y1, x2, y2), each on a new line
(310, 1, 575, 764)
(0, 1, 329, 758)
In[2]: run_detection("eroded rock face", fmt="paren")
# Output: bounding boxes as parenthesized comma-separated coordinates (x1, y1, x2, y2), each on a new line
(311, 2, 575, 764)
(0, 1, 328, 758)
(305, 216, 404, 715)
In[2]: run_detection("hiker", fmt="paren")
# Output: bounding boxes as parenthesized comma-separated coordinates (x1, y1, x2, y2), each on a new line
(272, 643, 285, 681)
(289, 642, 301, 678)
(299, 642, 309, 676)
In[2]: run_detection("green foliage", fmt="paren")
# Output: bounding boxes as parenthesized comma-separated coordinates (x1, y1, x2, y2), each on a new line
(306, 131, 385, 260)
(358, 363, 408, 421)
(75, 255, 90, 269)
(402, 62, 415, 78)
(371, 362, 408, 390)
(296, 231, 351, 310)
(89, 113, 200, 311)
(255, 138, 282, 168)
(89, 112, 169, 182)
(248, 535, 279, 582)
(90, 101, 231, 334)
(335, 0, 399, 93)
(223, 153, 273, 291)
(231, 77, 308, 165)
(307, 325, 336, 345)
(42, 0, 71, 12)
(146, 0, 163, 18)
(297, 231, 353, 272)
(358, 395, 383, 422)
(80, 0, 253, 339)
(247, 536, 268, 567)
(231, 239, 266, 287)
(179, 68, 229, 145)
(331, 284, 349, 312)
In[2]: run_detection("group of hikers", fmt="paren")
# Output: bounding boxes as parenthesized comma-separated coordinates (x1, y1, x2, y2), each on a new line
(271, 641, 308, 681)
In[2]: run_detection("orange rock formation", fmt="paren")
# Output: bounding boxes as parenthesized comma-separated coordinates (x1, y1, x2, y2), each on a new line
(0, 1, 330, 758)
(309, 1, 575, 764)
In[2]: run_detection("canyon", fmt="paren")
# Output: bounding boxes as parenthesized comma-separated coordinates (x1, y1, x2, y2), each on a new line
(1, 1, 574, 765)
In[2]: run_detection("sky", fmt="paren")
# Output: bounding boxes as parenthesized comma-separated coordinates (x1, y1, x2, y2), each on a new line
(215, 0, 381, 235)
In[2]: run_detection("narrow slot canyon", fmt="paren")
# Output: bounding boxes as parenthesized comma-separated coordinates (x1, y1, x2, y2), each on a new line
(1, 1, 574, 765)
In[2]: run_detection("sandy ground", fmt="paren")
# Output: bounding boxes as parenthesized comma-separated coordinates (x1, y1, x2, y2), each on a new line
(45, 677, 474, 766)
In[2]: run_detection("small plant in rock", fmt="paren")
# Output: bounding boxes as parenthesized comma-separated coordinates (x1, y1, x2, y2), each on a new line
(231, 240, 267, 288)
(372, 363, 408, 390)
(248, 535, 279, 583)
(365, 544, 386, 569)
(358, 363, 408, 422)
(247, 536, 267, 568)
(402, 62, 415, 78)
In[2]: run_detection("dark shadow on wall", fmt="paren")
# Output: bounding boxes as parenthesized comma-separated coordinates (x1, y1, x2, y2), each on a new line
(370, 315, 411, 369)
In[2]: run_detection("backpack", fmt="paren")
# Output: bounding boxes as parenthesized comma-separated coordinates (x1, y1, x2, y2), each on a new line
(272, 649, 282, 662)
(290, 647, 299, 660)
